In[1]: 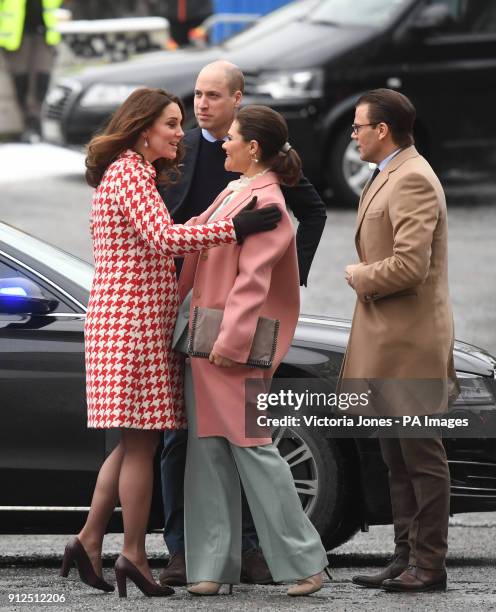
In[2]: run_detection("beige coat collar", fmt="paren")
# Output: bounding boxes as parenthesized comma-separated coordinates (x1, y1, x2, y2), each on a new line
(355, 146, 419, 236)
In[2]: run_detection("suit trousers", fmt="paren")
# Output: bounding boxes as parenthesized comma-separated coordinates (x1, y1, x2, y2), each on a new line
(183, 365, 328, 583)
(379, 436, 450, 570)
(160, 429, 259, 554)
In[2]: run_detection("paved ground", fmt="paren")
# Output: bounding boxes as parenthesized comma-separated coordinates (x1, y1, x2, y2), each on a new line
(1, 514, 495, 611)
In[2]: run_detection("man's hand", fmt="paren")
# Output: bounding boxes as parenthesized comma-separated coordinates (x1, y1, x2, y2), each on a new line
(209, 350, 238, 368)
(345, 263, 364, 289)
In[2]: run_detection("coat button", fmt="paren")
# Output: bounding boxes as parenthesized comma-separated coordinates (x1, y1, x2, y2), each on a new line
(200, 252, 208, 261)
(194, 290, 201, 298)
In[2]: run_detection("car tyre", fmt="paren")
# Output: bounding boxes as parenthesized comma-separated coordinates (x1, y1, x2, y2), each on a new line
(327, 123, 372, 207)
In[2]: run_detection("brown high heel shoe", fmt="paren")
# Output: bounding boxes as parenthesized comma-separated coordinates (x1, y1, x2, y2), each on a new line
(114, 554, 175, 598)
(60, 536, 114, 592)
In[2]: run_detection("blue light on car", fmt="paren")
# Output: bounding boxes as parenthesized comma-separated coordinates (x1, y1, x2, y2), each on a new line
(0, 286, 28, 296)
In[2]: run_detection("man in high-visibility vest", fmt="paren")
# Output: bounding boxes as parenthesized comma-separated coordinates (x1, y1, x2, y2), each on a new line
(0, 0, 62, 140)
(160, 0, 213, 47)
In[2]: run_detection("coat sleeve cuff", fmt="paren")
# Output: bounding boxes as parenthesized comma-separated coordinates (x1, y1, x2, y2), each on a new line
(353, 266, 380, 302)
(212, 339, 251, 364)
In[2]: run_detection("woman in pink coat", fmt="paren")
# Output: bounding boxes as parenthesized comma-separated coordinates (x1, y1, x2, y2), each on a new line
(179, 106, 329, 597)
(59, 89, 280, 598)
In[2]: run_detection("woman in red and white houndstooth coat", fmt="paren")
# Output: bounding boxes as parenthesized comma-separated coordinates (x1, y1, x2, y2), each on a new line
(60, 88, 280, 597)
(85, 149, 235, 431)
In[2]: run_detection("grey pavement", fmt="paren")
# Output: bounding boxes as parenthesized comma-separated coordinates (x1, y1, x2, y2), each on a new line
(1, 514, 496, 611)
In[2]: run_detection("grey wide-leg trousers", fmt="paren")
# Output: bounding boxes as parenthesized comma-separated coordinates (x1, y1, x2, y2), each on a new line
(183, 365, 328, 584)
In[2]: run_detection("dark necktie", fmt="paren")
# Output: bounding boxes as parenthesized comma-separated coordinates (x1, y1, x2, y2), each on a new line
(360, 166, 380, 203)
(369, 166, 380, 184)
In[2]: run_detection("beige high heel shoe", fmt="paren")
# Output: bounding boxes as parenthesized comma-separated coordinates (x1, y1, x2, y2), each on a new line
(287, 567, 332, 596)
(187, 581, 233, 596)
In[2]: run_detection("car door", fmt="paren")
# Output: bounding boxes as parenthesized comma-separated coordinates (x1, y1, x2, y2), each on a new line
(395, 0, 496, 173)
(0, 255, 104, 510)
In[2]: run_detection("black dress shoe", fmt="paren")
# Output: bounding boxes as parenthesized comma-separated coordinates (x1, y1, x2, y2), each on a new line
(382, 566, 447, 592)
(352, 554, 408, 588)
(240, 548, 274, 584)
(159, 552, 187, 586)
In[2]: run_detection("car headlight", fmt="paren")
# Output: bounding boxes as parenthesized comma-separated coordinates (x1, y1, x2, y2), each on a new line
(79, 83, 140, 108)
(254, 69, 323, 99)
(454, 373, 496, 406)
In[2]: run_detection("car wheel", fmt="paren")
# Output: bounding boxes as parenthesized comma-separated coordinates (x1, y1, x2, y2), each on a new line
(328, 123, 373, 207)
(272, 424, 359, 550)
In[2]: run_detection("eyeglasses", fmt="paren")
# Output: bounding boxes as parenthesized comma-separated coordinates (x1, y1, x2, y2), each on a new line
(351, 123, 378, 135)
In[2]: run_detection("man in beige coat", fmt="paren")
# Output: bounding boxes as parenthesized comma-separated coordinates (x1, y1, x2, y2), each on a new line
(341, 89, 457, 592)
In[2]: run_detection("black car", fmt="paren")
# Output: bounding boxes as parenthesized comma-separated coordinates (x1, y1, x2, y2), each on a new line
(1, 221, 496, 549)
(42, 0, 496, 206)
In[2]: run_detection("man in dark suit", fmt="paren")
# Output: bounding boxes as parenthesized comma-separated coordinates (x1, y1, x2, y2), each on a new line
(158, 60, 327, 587)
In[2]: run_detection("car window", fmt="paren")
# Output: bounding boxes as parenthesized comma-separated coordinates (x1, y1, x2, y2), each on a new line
(0, 223, 93, 293)
(428, 0, 496, 34)
(222, 0, 320, 50)
(222, 0, 412, 50)
(307, 0, 410, 27)
(0, 259, 76, 314)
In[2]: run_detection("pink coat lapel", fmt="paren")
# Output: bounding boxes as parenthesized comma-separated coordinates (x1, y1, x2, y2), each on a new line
(178, 172, 281, 302)
(197, 172, 281, 224)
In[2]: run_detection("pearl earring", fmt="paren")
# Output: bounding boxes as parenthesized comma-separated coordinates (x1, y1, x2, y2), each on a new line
(252, 155, 259, 163)
(144, 137, 149, 148)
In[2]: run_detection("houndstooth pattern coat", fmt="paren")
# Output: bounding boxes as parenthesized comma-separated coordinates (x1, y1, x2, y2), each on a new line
(85, 150, 236, 430)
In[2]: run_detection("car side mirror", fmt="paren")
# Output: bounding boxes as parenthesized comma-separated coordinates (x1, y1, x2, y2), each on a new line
(0, 277, 59, 315)
(410, 4, 454, 34)
(395, 4, 454, 45)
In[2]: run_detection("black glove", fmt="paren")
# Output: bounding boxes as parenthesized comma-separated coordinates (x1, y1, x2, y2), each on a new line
(232, 196, 282, 244)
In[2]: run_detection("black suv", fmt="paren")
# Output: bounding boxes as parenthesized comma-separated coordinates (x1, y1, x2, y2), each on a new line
(42, 0, 496, 205)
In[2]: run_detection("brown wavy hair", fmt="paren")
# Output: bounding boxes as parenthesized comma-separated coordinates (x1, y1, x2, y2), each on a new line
(235, 105, 302, 186)
(85, 87, 185, 188)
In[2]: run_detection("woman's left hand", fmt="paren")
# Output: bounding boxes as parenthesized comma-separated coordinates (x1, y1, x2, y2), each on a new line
(209, 351, 238, 367)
